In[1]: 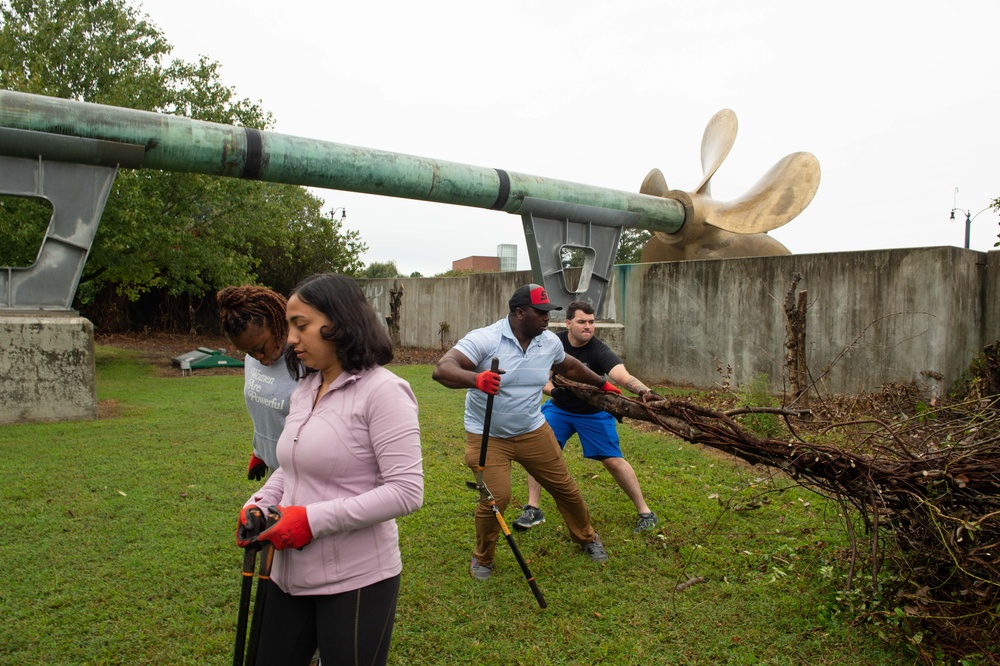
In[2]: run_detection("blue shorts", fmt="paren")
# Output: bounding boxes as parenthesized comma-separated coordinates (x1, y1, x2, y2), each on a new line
(541, 400, 622, 460)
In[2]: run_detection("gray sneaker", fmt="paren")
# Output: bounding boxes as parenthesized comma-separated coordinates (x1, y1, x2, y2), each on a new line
(512, 505, 545, 531)
(581, 534, 609, 562)
(469, 556, 493, 581)
(633, 512, 658, 533)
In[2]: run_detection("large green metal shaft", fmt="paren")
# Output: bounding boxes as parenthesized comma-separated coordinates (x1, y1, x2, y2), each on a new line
(0, 90, 685, 234)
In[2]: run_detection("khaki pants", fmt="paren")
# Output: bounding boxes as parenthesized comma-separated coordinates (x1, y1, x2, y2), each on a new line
(465, 424, 596, 566)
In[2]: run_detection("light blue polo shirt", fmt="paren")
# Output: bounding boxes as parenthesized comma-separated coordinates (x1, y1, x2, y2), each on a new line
(454, 317, 565, 437)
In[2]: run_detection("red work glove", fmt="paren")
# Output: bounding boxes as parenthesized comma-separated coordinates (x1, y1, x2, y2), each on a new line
(258, 505, 313, 550)
(236, 505, 266, 548)
(475, 370, 502, 395)
(247, 453, 268, 481)
(600, 380, 622, 395)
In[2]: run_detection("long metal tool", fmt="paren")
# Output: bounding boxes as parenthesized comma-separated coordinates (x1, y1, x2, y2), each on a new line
(244, 511, 278, 666)
(468, 358, 547, 609)
(233, 545, 257, 666)
(234, 508, 266, 666)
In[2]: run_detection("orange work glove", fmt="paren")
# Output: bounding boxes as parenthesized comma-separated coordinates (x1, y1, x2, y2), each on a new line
(475, 370, 502, 395)
(258, 505, 313, 550)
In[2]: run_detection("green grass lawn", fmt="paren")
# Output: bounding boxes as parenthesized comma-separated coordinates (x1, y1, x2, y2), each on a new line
(0, 346, 915, 665)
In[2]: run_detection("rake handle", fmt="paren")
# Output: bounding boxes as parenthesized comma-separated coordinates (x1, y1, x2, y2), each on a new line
(495, 508, 548, 609)
(244, 510, 278, 665)
(474, 356, 547, 608)
(477, 357, 500, 470)
(233, 545, 258, 666)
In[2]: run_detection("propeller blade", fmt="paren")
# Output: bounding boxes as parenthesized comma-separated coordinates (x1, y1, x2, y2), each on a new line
(639, 168, 669, 197)
(703, 152, 820, 234)
(693, 109, 738, 196)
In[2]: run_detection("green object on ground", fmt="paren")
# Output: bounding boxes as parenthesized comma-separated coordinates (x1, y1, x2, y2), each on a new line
(171, 347, 244, 371)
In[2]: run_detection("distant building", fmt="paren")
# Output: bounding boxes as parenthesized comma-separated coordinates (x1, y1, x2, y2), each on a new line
(452, 255, 500, 272)
(497, 244, 517, 272)
(451, 244, 517, 273)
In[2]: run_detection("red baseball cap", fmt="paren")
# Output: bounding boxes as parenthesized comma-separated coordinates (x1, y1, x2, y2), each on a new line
(508, 284, 562, 312)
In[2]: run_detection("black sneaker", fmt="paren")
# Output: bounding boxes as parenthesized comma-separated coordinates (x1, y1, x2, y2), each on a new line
(512, 505, 545, 531)
(633, 512, 658, 533)
(581, 533, 609, 562)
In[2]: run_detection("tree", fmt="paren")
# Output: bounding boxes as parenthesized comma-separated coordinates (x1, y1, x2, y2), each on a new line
(0, 0, 171, 106)
(616, 228, 652, 264)
(252, 197, 367, 296)
(360, 261, 401, 279)
(0, 0, 367, 331)
(0, 196, 50, 266)
(0, 0, 175, 271)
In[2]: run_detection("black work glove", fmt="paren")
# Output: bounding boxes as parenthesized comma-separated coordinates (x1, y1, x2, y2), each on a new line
(247, 453, 268, 481)
(236, 506, 266, 548)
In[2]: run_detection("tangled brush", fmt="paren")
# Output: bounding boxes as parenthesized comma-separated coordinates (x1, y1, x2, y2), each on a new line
(554, 376, 1000, 663)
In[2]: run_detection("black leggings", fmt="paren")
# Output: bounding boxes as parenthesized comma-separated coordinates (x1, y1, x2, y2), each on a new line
(253, 574, 401, 666)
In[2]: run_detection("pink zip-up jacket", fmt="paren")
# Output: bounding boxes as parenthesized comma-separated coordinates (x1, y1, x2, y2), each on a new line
(245, 365, 423, 595)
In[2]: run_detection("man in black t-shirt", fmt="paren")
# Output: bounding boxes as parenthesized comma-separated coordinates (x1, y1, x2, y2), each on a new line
(513, 301, 660, 534)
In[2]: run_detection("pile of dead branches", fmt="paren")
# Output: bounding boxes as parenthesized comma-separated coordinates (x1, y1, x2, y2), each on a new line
(555, 376, 1000, 663)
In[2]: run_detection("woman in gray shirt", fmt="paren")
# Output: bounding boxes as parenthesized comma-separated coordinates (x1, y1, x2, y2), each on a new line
(217, 285, 298, 480)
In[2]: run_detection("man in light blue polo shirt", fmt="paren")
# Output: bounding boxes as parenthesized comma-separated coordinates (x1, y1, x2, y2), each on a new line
(433, 284, 624, 580)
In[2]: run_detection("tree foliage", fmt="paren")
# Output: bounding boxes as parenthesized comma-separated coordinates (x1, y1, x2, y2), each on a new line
(360, 261, 401, 279)
(558, 227, 652, 269)
(0, 0, 367, 331)
(616, 227, 651, 264)
(432, 267, 490, 278)
(0, 0, 170, 106)
(251, 195, 366, 296)
(0, 196, 50, 266)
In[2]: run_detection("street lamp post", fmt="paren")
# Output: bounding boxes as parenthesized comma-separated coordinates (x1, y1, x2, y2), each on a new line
(949, 205, 993, 249)
(331, 206, 347, 221)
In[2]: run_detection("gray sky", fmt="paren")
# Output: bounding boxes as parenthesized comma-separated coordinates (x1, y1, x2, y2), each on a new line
(139, 0, 1000, 277)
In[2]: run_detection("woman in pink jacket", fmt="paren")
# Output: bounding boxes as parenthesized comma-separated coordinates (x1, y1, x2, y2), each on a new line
(237, 273, 424, 665)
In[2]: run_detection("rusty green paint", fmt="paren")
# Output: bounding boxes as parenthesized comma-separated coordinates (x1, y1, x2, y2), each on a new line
(0, 90, 685, 233)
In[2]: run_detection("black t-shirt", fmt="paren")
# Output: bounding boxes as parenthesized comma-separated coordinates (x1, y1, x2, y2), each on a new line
(550, 330, 622, 414)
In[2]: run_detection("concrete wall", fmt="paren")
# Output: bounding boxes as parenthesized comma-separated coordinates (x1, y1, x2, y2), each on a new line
(986, 250, 1000, 348)
(1, 246, 993, 425)
(0, 313, 96, 424)
(363, 272, 535, 351)
(361, 246, 997, 395)
(609, 246, 988, 393)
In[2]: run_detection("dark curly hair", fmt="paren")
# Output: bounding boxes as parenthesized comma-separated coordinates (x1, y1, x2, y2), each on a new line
(216, 285, 289, 345)
(284, 273, 393, 378)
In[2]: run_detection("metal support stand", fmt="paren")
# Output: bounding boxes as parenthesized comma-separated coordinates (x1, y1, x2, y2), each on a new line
(0, 155, 117, 310)
(519, 197, 639, 314)
(0, 138, 136, 423)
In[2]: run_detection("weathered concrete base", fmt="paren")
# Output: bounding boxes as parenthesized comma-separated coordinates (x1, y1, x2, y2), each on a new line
(0, 313, 96, 424)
